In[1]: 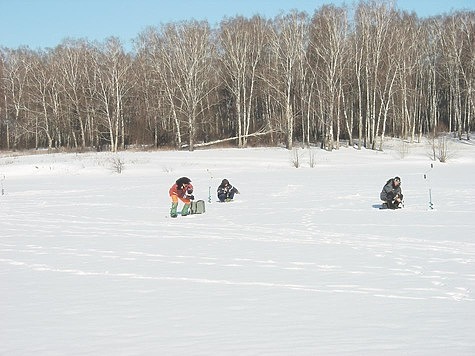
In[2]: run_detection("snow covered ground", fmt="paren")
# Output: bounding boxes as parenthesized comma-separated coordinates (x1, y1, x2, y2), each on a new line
(1, 138, 475, 355)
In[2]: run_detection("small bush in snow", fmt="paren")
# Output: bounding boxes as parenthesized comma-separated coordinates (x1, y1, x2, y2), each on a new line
(428, 134, 452, 163)
(1, 174, 5, 195)
(308, 149, 317, 168)
(437, 136, 450, 163)
(291, 148, 301, 168)
(110, 156, 125, 173)
(398, 140, 410, 159)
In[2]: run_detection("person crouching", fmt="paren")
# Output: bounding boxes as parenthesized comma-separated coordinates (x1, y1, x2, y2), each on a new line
(217, 179, 239, 202)
(380, 176, 403, 209)
(169, 177, 194, 217)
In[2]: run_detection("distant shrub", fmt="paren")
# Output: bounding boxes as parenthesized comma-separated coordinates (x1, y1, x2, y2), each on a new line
(110, 156, 125, 173)
(437, 136, 449, 163)
(428, 134, 452, 163)
(398, 140, 410, 159)
(291, 148, 301, 168)
(308, 149, 317, 168)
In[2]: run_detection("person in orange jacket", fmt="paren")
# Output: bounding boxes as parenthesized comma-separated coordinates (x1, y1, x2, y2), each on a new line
(169, 177, 194, 217)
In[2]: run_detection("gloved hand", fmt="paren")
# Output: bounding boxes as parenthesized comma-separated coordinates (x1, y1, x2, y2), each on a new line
(188, 195, 195, 200)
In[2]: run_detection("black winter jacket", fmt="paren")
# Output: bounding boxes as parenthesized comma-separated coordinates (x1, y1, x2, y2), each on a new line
(380, 179, 402, 201)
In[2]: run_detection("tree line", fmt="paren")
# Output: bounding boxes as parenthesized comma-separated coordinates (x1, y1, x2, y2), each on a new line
(1, 1, 474, 152)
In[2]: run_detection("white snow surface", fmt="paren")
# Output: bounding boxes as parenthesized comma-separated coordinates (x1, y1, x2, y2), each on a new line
(1, 139, 475, 355)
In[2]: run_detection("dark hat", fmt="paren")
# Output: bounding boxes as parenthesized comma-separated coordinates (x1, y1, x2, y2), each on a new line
(176, 177, 191, 185)
(394, 176, 401, 182)
(221, 179, 229, 185)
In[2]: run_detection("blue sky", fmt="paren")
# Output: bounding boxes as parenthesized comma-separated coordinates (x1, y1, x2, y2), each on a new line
(1, 0, 474, 50)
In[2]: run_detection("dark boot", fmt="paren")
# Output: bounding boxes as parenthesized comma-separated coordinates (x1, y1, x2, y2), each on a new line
(387, 200, 400, 209)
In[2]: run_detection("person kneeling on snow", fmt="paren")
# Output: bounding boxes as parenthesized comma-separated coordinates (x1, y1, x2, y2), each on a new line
(217, 179, 239, 202)
(169, 177, 194, 217)
(380, 176, 403, 209)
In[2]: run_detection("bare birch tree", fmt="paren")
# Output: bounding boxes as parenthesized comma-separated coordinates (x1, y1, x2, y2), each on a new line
(158, 20, 215, 151)
(219, 15, 270, 147)
(93, 37, 134, 152)
(436, 12, 475, 139)
(356, 1, 396, 149)
(268, 11, 308, 149)
(53, 40, 94, 148)
(310, 5, 350, 150)
(1, 48, 34, 149)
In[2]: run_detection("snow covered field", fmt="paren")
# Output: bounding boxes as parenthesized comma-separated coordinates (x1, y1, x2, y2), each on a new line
(1, 138, 475, 355)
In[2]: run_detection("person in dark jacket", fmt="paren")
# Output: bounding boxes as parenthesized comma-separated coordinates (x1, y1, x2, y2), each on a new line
(169, 177, 194, 217)
(380, 176, 403, 209)
(217, 179, 239, 202)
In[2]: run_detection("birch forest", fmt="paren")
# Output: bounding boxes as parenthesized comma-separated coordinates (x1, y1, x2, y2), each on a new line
(1, 1, 474, 152)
